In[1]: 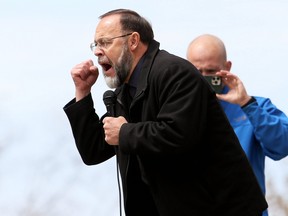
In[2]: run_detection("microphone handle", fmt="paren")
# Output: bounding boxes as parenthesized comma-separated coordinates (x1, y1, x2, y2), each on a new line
(107, 104, 115, 117)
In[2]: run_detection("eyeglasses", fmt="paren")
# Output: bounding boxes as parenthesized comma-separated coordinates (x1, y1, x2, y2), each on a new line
(90, 33, 132, 51)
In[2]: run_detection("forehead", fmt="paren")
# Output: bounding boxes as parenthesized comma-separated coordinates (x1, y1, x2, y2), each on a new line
(190, 45, 223, 64)
(190, 53, 224, 72)
(95, 14, 122, 39)
(192, 59, 220, 70)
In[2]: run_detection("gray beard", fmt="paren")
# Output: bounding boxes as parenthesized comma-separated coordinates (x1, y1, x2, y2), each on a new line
(104, 44, 133, 89)
(104, 76, 118, 89)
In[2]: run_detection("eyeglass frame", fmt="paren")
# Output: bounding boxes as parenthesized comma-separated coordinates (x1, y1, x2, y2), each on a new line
(90, 33, 133, 51)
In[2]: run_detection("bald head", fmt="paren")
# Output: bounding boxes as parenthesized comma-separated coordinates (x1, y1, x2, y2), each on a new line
(186, 34, 231, 75)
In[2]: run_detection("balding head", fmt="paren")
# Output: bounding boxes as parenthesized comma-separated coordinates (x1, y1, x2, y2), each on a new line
(186, 34, 231, 75)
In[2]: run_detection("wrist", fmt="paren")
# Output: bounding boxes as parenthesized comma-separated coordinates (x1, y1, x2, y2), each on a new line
(241, 96, 256, 108)
(75, 90, 90, 102)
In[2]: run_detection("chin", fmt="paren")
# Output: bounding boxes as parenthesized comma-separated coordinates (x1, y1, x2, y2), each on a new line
(104, 76, 118, 89)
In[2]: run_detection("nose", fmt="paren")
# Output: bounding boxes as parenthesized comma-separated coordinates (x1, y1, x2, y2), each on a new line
(93, 47, 104, 57)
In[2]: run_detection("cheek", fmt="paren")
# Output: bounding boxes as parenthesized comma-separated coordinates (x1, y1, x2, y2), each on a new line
(106, 46, 120, 60)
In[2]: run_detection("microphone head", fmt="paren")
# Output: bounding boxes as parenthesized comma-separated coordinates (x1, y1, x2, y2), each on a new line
(103, 90, 116, 106)
(103, 90, 116, 116)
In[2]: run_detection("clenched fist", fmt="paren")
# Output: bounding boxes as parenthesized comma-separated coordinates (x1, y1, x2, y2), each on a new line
(71, 59, 99, 101)
(102, 116, 127, 145)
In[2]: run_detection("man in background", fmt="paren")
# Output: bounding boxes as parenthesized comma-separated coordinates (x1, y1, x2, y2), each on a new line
(187, 34, 288, 216)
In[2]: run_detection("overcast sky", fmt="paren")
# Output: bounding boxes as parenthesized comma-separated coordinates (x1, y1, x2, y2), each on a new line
(1, 0, 288, 215)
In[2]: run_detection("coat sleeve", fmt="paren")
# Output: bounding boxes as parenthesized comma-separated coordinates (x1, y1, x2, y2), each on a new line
(242, 97, 288, 160)
(63, 93, 115, 165)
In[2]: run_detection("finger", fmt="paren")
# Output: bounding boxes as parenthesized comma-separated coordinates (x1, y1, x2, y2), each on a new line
(102, 117, 113, 126)
(71, 61, 89, 75)
(90, 65, 99, 75)
(216, 70, 229, 77)
(75, 61, 97, 80)
(87, 59, 94, 66)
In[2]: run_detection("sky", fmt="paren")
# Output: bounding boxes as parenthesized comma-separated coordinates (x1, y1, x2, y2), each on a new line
(1, 0, 288, 215)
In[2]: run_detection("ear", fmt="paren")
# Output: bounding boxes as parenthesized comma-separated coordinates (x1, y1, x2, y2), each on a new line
(129, 32, 140, 51)
(225, 60, 232, 71)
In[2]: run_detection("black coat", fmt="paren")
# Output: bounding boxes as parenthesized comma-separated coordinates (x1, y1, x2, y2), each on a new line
(64, 40, 267, 216)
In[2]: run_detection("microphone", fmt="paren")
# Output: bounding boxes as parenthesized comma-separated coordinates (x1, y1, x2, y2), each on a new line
(103, 90, 122, 216)
(103, 90, 117, 117)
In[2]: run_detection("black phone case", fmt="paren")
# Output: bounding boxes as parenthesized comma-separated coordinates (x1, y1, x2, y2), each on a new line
(204, 76, 223, 94)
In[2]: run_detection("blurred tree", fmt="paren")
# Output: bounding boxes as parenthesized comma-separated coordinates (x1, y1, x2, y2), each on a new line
(266, 176, 288, 216)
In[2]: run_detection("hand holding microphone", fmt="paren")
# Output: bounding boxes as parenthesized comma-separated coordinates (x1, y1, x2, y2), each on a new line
(103, 90, 127, 145)
(70, 59, 99, 101)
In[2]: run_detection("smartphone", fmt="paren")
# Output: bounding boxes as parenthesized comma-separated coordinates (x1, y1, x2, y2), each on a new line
(204, 76, 223, 94)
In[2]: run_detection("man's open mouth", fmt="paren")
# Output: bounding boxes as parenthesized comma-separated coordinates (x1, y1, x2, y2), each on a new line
(100, 63, 111, 72)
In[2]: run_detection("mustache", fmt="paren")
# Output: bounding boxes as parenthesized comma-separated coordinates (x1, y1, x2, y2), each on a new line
(98, 57, 112, 65)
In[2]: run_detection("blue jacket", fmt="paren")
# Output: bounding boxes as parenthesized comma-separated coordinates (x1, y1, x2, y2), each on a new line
(220, 86, 288, 216)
